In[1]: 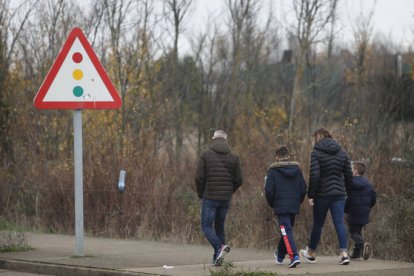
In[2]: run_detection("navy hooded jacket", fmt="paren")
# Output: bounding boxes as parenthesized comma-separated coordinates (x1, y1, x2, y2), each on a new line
(345, 176, 376, 225)
(264, 161, 307, 215)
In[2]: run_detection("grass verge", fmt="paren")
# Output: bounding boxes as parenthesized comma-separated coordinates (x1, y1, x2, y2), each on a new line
(210, 261, 276, 276)
(0, 217, 34, 253)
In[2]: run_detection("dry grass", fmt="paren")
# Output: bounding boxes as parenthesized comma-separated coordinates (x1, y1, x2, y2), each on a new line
(0, 126, 413, 262)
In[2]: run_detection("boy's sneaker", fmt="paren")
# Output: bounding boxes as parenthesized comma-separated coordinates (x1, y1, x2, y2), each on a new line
(339, 255, 350, 265)
(350, 253, 362, 260)
(362, 243, 371, 260)
(273, 251, 284, 265)
(350, 248, 362, 260)
(288, 255, 301, 268)
(214, 245, 230, 266)
(299, 247, 316, 263)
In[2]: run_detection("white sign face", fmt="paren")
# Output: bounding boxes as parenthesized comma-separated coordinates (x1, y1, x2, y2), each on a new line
(43, 38, 114, 102)
(34, 28, 121, 109)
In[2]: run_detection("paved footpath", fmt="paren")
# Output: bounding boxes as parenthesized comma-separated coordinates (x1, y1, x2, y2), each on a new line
(0, 233, 413, 275)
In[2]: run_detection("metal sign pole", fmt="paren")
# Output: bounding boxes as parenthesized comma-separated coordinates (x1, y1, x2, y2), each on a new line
(33, 28, 122, 257)
(74, 109, 84, 256)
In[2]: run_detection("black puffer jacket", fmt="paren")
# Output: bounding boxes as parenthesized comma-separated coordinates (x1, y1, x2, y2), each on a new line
(308, 138, 353, 199)
(195, 138, 243, 201)
(264, 162, 307, 215)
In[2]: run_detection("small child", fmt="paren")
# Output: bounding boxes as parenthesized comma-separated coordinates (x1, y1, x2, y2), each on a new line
(264, 145, 307, 268)
(345, 161, 377, 260)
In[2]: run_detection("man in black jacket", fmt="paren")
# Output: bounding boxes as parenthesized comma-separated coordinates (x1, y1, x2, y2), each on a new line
(264, 145, 307, 268)
(195, 130, 243, 266)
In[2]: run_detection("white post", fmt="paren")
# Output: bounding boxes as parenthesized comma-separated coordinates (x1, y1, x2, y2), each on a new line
(74, 110, 84, 256)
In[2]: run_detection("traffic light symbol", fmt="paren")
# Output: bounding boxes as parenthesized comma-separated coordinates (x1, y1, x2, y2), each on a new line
(72, 52, 84, 97)
(33, 27, 122, 109)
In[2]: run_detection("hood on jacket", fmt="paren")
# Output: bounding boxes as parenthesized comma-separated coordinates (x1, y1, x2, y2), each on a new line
(209, 137, 231, 154)
(352, 176, 371, 190)
(269, 161, 301, 179)
(314, 138, 341, 154)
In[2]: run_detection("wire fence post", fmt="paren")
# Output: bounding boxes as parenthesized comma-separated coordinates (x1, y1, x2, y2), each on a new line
(266, 217, 272, 249)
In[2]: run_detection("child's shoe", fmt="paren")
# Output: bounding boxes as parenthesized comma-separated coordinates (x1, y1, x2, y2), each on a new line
(273, 251, 284, 265)
(288, 255, 301, 268)
(362, 243, 371, 260)
(350, 247, 362, 260)
(299, 247, 316, 263)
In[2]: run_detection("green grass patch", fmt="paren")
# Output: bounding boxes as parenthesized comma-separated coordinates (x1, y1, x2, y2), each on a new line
(70, 255, 95, 258)
(0, 244, 34, 253)
(0, 217, 28, 232)
(0, 217, 11, 230)
(0, 217, 33, 253)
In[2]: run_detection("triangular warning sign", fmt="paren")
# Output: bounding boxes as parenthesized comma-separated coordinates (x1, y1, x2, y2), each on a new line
(34, 27, 122, 109)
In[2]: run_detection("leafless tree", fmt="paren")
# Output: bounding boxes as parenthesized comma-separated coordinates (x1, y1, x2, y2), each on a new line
(0, 0, 35, 162)
(223, 0, 261, 132)
(162, 0, 195, 159)
(102, 0, 134, 136)
(190, 18, 220, 153)
(351, 0, 376, 85)
(326, 0, 338, 58)
(15, 0, 85, 162)
(288, 0, 337, 133)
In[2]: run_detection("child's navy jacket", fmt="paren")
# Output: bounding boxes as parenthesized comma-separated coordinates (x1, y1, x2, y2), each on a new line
(345, 176, 376, 225)
(264, 162, 307, 215)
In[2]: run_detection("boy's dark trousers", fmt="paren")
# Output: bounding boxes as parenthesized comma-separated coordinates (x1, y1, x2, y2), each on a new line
(276, 214, 298, 260)
(349, 223, 365, 253)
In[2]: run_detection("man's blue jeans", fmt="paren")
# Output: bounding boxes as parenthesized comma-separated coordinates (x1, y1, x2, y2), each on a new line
(309, 196, 348, 251)
(201, 198, 230, 260)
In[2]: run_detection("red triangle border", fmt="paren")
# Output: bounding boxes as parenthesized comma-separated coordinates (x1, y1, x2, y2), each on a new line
(33, 27, 122, 109)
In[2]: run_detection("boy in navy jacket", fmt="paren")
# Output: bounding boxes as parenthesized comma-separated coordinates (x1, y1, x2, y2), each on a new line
(345, 161, 376, 260)
(264, 145, 307, 268)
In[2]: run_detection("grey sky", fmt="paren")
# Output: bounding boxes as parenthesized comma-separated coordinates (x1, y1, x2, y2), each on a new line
(185, 0, 414, 53)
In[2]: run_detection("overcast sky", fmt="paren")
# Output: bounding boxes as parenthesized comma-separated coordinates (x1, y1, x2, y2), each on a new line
(183, 0, 414, 53)
(16, 0, 413, 54)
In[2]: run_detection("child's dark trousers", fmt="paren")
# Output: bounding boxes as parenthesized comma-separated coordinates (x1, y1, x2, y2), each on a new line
(349, 223, 365, 250)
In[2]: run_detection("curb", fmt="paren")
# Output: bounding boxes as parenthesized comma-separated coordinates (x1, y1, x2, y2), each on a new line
(0, 258, 158, 276)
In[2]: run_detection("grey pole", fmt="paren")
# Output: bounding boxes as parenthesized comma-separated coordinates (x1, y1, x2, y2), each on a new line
(74, 110, 84, 256)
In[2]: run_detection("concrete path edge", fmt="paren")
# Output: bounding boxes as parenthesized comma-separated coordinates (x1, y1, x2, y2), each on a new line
(0, 258, 155, 276)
